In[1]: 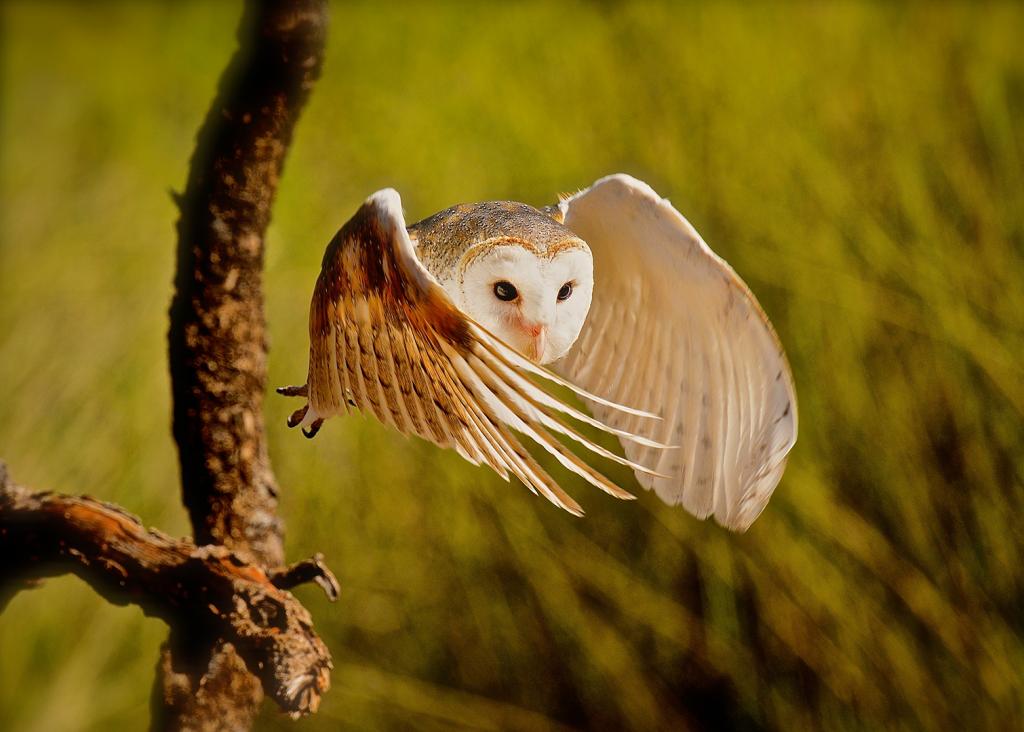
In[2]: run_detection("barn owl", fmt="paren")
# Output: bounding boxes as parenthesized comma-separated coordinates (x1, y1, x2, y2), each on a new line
(280, 174, 797, 531)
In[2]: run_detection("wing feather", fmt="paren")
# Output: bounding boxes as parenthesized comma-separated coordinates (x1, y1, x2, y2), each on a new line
(555, 174, 798, 531)
(398, 326, 448, 446)
(342, 301, 373, 418)
(326, 320, 347, 415)
(368, 300, 410, 432)
(416, 336, 483, 465)
(470, 353, 666, 478)
(282, 188, 662, 514)
(383, 321, 420, 434)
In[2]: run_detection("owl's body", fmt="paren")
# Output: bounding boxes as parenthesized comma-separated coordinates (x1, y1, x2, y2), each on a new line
(282, 175, 797, 531)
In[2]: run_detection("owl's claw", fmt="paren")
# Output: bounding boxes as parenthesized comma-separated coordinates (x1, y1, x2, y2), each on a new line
(302, 418, 323, 439)
(269, 553, 340, 602)
(277, 384, 308, 398)
(287, 405, 308, 428)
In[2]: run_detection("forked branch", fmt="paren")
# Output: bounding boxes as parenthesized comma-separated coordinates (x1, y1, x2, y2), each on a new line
(0, 0, 333, 728)
(0, 463, 332, 716)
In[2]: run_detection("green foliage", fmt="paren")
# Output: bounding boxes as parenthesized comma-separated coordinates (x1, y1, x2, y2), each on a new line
(1, 1, 1022, 729)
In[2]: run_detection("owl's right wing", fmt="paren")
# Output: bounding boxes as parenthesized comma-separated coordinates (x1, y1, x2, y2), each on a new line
(552, 174, 798, 531)
(283, 189, 666, 515)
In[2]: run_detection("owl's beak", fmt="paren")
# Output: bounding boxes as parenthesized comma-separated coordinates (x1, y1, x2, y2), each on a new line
(520, 322, 547, 363)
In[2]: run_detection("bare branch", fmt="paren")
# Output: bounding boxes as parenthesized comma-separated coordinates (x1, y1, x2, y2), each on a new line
(160, 0, 330, 726)
(1, 1, 333, 727)
(168, 0, 327, 567)
(0, 464, 331, 717)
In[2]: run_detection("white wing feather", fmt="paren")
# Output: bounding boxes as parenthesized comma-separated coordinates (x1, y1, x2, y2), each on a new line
(555, 174, 797, 531)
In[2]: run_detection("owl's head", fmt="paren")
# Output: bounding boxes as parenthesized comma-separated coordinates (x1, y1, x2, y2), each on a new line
(451, 232, 591, 364)
(409, 201, 594, 365)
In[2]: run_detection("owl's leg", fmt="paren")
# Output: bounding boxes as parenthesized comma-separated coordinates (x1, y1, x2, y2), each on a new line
(284, 404, 323, 438)
(287, 404, 308, 428)
(279, 385, 313, 430)
(302, 418, 324, 439)
(290, 401, 324, 439)
(279, 384, 323, 437)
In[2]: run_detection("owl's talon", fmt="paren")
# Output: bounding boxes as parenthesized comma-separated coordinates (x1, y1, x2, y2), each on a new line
(269, 553, 340, 602)
(302, 418, 323, 439)
(277, 384, 308, 398)
(287, 405, 308, 428)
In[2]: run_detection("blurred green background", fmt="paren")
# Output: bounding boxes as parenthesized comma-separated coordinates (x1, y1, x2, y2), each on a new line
(2, 1, 1022, 729)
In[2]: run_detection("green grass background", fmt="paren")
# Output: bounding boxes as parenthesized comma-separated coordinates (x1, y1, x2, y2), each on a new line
(2, 1, 1022, 729)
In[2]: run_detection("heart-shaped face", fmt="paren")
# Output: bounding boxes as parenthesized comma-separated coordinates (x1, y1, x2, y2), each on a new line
(455, 236, 593, 364)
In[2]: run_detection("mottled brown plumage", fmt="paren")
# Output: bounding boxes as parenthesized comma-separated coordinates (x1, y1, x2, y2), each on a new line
(410, 201, 582, 280)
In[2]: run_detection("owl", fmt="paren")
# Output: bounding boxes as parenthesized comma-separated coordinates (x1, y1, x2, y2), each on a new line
(280, 174, 797, 531)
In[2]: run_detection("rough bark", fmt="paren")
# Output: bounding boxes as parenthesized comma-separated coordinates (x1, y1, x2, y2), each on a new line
(169, 0, 326, 567)
(0, 464, 334, 716)
(160, 0, 329, 728)
(0, 1, 333, 729)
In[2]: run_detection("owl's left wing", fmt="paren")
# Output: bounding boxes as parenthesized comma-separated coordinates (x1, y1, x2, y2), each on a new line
(281, 189, 665, 515)
(552, 174, 798, 531)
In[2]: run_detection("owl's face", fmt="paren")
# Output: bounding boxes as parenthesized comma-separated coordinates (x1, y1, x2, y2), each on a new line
(455, 240, 594, 364)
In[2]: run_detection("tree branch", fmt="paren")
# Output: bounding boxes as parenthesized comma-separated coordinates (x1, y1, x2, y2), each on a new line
(0, 463, 331, 716)
(168, 0, 327, 567)
(0, 1, 332, 727)
(159, 0, 330, 727)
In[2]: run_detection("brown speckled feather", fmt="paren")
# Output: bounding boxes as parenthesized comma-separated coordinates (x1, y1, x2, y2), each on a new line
(410, 201, 579, 281)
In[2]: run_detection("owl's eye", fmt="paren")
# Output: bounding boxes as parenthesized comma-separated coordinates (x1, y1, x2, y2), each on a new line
(493, 281, 518, 301)
(557, 282, 574, 301)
